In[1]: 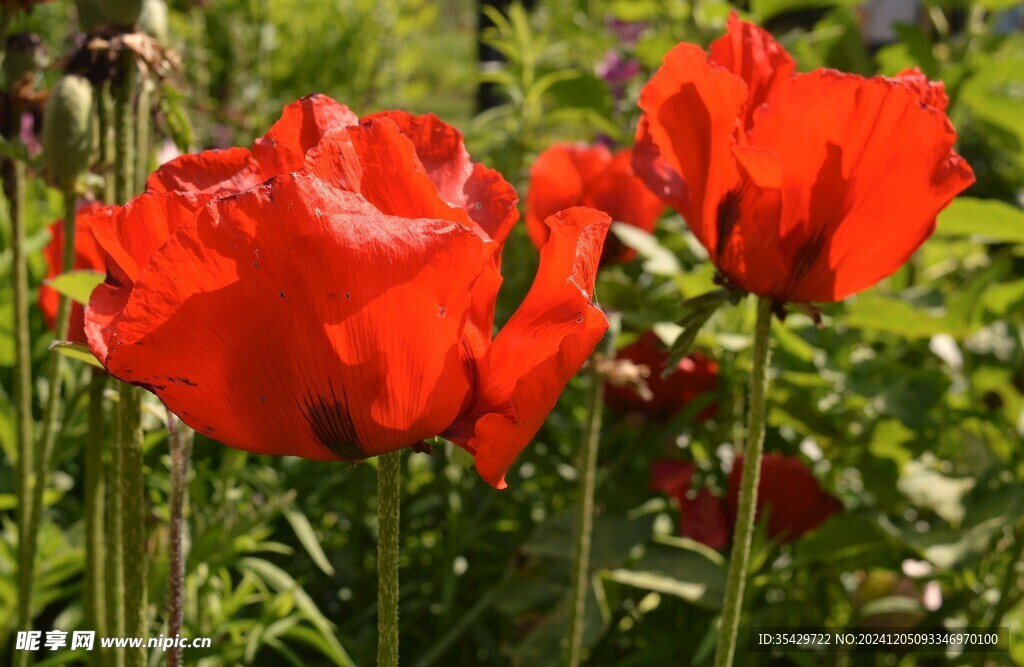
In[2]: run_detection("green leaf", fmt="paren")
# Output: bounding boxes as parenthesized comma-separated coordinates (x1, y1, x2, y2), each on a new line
(664, 289, 735, 372)
(844, 294, 964, 339)
(45, 270, 104, 306)
(602, 538, 726, 610)
(283, 508, 335, 577)
(610, 223, 681, 276)
(935, 197, 1024, 244)
(50, 342, 103, 368)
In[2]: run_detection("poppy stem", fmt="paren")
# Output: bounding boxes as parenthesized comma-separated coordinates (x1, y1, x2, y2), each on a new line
(8, 148, 35, 667)
(377, 450, 402, 667)
(112, 47, 148, 667)
(15, 189, 78, 667)
(713, 296, 773, 667)
(564, 313, 620, 667)
(85, 369, 109, 660)
(166, 410, 193, 667)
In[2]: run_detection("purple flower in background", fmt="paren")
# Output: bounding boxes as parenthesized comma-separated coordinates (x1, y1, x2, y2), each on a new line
(607, 18, 647, 46)
(596, 50, 641, 101)
(19, 112, 40, 158)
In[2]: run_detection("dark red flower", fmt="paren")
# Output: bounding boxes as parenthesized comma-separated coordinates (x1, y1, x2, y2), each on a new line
(39, 201, 106, 345)
(604, 331, 717, 420)
(84, 95, 610, 488)
(725, 453, 843, 543)
(527, 143, 663, 265)
(652, 453, 840, 548)
(651, 459, 730, 549)
(632, 14, 975, 303)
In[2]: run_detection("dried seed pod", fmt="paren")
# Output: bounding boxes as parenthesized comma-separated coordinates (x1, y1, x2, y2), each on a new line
(43, 75, 96, 190)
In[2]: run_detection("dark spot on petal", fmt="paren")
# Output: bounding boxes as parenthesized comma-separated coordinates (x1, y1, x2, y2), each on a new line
(300, 382, 366, 460)
(715, 189, 743, 259)
(345, 292, 351, 299)
(253, 261, 259, 268)
(438, 305, 447, 317)
(279, 289, 286, 298)
(260, 395, 266, 403)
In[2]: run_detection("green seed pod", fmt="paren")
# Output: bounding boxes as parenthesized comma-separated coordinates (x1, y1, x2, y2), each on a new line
(139, 0, 169, 42)
(43, 75, 96, 191)
(98, 0, 145, 26)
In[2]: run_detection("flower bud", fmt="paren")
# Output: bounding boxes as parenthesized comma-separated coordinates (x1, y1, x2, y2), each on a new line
(139, 0, 168, 42)
(43, 75, 96, 191)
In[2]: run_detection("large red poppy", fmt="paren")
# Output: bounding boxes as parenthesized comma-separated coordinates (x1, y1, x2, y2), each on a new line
(84, 95, 610, 488)
(527, 143, 663, 265)
(603, 331, 717, 420)
(632, 14, 975, 303)
(652, 453, 841, 547)
(39, 201, 106, 345)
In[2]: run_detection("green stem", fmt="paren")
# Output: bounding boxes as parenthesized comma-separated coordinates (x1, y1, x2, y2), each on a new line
(15, 190, 78, 667)
(121, 385, 147, 667)
(564, 313, 619, 667)
(377, 450, 401, 667)
(98, 80, 115, 204)
(134, 78, 152, 195)
(106, 391, 126, 667)
(713, 296, 773, 667)
(166, 411, 192, 667)
(114, 51, 135, 204)
(85, 369, 108, 662)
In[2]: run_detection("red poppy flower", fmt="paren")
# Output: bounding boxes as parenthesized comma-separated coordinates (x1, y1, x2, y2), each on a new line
(527, 143, 663, 265)
(39, 201, 106, 345)
(632, 14, 975, 303)
(725, 453, 842, 543)
(84, 96, 611, 488)
(604, 331, 717, 420)
(652, 453, 840, 547)
(651, 459, 730, 549)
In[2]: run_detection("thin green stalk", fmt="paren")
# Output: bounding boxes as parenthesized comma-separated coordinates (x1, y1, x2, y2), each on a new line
(106, 393, 126, 667)
(413, 588, 498, 667)
(114, 51, 135, 204)
(15, 189, 78, 667)
(9, 160, 34, 603)
(377, 451, 402, 667)
(121, 385, 147, 667)
(85, 370, 108, 658)
(713, 297, 774, 667)
(134, 78, 152, 195)
(166, 411, 193, 667)
(564, 314, 619, 667)
(98, 80, 115, 203)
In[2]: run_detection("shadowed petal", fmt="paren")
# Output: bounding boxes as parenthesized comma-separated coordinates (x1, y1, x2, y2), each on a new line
(444, 207, 611, 488)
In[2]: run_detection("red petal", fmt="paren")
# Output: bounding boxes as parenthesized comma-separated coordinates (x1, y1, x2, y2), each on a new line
(444, 207, 611, 488)
(892, 67, 950, 112)
(526, 143, 612, 249)
(709, 13, 796, 130)
(84, 192, 209, 361)
(748, 70, 975, 301)
(365, 111, 519, 245)
(726, 454, 842, 543)
(650, 458, 696, 496)
(633, 43, 748, 252)
(38, 201, 106, 344)
(251, 94, 358, 176)
(582, 150, 665, 264)
(146, 147, 267, 196)
(604, 332, 718, 420)
(680, 489, 731, 550)
(102, 172, 490, 461)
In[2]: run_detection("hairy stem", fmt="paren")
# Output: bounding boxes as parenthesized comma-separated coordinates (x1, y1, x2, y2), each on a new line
(564, 314, 618, 667)
(166, 411, 193, 667)
(713, 297, 773, 667)
(377, 451, 402, 667)
(15, 190, 79, 667)
(85, 370, 108, 662)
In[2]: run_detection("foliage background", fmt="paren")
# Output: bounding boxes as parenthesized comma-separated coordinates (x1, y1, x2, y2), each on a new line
(1, 0, 1023, 665)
